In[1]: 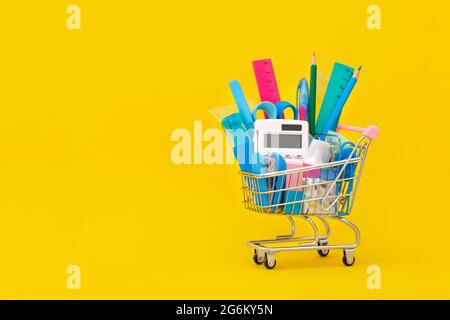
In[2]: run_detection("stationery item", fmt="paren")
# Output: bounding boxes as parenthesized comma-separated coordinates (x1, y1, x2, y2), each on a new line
(319, 141, 357, 215)
(320, 133, 352, 181)
(302, 179, 337, 214)
(299, 106, 306, 121)
(323, 130, 350, 159)
(221, 113, 245, 132)
(253, 118, 308, 211)
(221, 112, 255, 172)
(315, 63, 354, 135)
(296, 78, 309, 121)
(275, 101, 298, 120)
(222, 99, 299, 173)
(253, 153, 269, 206)
(284, 190, 304, 214)
(304, 139, 332, 178)
(232, 131, 256, 173)
(308, 53, 317, 136)
(302, 139, 333, 214)
(229, 80, 254, 130)
(252, 101, 278, 120)
(252, 59, 281, 105)
(253, 153, 286, 209)
(266, 153, 287, 210)
(305, 139, 332, 164)
(284, 160, 304, 214)
(254, 119, 309, 162)
(251, 101, 299, 121)
(302, 178, 320, 214)
(210, 104, 241, 125)
(333, 142, 357, 192)
(321, 67, 361, 135)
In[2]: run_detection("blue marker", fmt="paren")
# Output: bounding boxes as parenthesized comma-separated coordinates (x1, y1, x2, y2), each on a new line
(297, 78, 309, 121)
(322, 67, 361, 136)
(229, 80, 254, 129)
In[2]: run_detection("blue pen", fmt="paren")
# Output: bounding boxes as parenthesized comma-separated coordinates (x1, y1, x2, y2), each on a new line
(229, 80, 254, 130)
(322, 67, 361, 136)
(296, 78, 309, 121)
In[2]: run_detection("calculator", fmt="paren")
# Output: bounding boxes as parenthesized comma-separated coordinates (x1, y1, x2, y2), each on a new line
(254, 119, 309, 161)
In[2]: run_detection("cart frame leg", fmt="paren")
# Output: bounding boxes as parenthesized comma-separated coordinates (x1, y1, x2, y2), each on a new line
(314, 216, 331, 246)
(247, 216, 360, 267)
(276, 216, 296, 240)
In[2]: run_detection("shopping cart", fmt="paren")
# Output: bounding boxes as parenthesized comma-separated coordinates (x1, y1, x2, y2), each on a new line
(240, 124, 379, 269)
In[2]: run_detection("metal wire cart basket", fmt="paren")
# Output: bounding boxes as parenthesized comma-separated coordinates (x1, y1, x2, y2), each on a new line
(240, 124, 379, 269)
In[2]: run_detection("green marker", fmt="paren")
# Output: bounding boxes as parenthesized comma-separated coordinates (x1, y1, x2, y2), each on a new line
(308, 52, 317, 136)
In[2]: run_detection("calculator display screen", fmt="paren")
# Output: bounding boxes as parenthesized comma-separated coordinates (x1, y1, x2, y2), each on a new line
(281, 124, 303, 131)
(264, 134, 302, 149)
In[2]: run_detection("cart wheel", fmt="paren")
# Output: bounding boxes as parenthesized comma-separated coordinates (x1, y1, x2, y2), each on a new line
(253, 250, 265, 265)
(264, 253, 276, 270)
(317, 241, 329, 257)
(342, 252, 355, 266)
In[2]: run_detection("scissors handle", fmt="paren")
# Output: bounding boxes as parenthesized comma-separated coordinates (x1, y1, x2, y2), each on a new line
(252, 101, 299, 121)
(276, 101, 298, 120)
(252, 101, 278, 120)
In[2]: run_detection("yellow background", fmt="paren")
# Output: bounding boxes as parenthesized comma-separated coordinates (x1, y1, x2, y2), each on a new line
(0, 0, 449, 299)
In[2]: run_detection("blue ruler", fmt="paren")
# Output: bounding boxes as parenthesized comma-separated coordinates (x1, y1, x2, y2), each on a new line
(315, 63, 354, 135)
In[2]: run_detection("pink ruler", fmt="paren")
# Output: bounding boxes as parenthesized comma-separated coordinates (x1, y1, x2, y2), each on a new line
(253, 59, 281, 118)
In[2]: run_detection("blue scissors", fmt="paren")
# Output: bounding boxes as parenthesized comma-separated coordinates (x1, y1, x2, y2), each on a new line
(252, 101, 298, 120)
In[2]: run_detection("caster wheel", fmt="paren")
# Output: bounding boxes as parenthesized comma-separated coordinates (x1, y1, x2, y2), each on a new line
(342, 252, 355, 266)
(264, 254, 276, 270)
(253, 250, 265, 265)
(317, 241, 329, 257)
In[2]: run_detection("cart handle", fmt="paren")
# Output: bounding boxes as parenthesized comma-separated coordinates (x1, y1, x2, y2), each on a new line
(337, 124, 379, 140)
